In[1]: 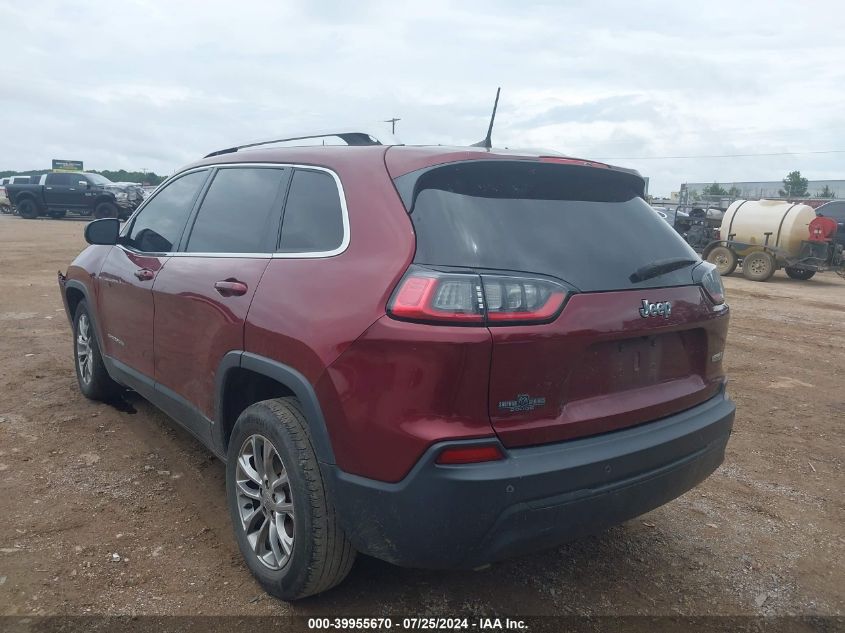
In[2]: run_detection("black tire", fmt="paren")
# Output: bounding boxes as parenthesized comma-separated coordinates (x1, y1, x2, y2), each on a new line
(94, 201, 118, 219)
(48, 210, 67, 219)
(741, 251, 776, 282)
(226, 398, 355, 600)
(706, 246, 738, 276)
(17, 198, 39, 219)
(785, 267, 816, 280)
(73, 301, 120, 400)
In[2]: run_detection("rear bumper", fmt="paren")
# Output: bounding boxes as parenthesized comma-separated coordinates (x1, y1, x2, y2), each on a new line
(326, 386, 734, 569)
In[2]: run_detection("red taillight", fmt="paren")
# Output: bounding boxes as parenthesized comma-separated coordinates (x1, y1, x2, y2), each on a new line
(436, 444, 504, 465)
(388, 269, 484, 324)
(388, 266, 569, 326)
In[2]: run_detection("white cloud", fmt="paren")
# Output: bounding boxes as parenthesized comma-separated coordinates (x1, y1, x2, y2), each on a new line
(1, 0, 843, 194)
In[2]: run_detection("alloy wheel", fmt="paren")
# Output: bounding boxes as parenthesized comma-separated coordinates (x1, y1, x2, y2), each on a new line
(76, 314, 93, 385)
(235, 434, 295, 570)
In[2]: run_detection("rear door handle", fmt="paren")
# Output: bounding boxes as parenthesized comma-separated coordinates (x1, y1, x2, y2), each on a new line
(214, 279, 248, 297)
(134, 268, 155, 281)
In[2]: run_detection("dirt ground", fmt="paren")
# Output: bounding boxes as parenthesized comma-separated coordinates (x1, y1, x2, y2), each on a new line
(0, 214, 842, 618)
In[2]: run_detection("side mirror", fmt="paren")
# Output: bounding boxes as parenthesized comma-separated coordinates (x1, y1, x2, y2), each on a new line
(84, 218, 120, 245)
(78, 180, 88, 188)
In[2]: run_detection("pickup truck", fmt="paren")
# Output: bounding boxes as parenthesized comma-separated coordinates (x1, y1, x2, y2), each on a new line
(6, 172, 144, 220)
(1, 176, 40, 213)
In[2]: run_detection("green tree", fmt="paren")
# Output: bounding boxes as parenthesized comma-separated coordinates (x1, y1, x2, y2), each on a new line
(702, 182, 728, 196)
(0, 168, 166, 186)
(727, 185, 741, 197)
(779, 170, 809, 197)
(817, 184, 835, 199)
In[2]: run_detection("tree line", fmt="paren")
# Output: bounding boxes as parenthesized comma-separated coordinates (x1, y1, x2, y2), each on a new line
(0, 168, 167, 186)
(700, 171, 835, 199)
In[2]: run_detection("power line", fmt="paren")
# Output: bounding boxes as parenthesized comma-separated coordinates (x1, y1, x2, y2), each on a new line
(592, 149, 845, 160)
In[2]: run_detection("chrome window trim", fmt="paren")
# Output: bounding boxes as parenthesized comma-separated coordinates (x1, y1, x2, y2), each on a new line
(118, 162, 350, 259)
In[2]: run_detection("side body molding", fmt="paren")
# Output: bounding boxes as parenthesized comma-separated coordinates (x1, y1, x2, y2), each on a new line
(59, 282, 336, 467)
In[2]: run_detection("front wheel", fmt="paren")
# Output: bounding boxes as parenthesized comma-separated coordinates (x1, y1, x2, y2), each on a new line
(94, 201, 118, 219)
(226, 398, 355, 600)
(73, 301, 120, 400)
(785, 267, 816, 280)
(742, 251, 776, 282)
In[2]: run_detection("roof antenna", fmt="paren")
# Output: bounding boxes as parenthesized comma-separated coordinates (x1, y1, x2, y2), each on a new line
(472, 87, 501, 149)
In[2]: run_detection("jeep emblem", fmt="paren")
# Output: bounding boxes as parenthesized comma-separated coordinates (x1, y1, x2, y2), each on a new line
(639, 299, 671, 318)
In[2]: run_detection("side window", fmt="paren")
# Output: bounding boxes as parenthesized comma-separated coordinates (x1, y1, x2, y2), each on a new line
(46, 173, 70, 186)
(185, 168, 287, 253)
(124, 171, 208, 253)
(278, 169, 345, 254)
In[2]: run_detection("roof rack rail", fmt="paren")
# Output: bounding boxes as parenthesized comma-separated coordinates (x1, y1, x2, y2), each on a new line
(204, 130, 396, 158)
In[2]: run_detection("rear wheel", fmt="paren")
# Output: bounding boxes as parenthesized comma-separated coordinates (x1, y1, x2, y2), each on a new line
(706, 246, 738, 276)
(785, 267, 816, 280)
(17, 198, 39, 219)
(94, 201, 118, 219)
(741, 251, 776, 282)
(226, 398, 355, 600)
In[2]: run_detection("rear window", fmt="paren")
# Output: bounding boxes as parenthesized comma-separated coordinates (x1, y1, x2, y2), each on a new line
(397, 161, 699, 291)
(278, 169, 344, 254)
(45, 174, 65, 185)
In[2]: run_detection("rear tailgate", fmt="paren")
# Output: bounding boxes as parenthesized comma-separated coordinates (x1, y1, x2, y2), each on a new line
(488, 285, 727, 447)
(394, 158, 729, 447)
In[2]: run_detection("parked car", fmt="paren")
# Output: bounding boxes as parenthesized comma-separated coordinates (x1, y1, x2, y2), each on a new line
(58, 134, 735, 600)
(6, 172, 144, 220)
(4, 175, 40, 184)
(816, 200, 845, 249)
(650, 205, 670, 223)
(2, 175, 40, 212)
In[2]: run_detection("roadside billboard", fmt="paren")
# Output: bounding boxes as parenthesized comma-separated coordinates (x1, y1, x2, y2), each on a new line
(52, 159, 83, 172)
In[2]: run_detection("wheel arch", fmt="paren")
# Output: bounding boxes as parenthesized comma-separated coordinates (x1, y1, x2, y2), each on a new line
(215, 352, 336, 465)
(94, 195, 117, 208)
(12, 191, 37, 205)
(63, 279, 106, 351)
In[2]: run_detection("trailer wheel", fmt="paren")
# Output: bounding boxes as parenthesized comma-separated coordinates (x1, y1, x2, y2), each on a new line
(742, 251, 776, 282)
(785, 267, 816, 281)
(706, 246, 738, 276)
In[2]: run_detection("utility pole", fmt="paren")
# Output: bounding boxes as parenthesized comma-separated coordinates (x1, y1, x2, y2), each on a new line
(384, 118, 401, 134)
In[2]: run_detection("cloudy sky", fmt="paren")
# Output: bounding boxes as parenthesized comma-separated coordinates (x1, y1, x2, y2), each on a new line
(2, 0, 843, 195)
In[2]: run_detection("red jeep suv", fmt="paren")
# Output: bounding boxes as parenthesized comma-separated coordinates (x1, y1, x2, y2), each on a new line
(59, 134, 734, 600)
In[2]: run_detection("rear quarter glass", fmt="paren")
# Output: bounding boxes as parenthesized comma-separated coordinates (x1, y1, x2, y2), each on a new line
(395, 160, 700, 292)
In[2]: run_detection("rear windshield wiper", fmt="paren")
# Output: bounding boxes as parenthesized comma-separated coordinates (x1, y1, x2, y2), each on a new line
(629, 258, 698, 283)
